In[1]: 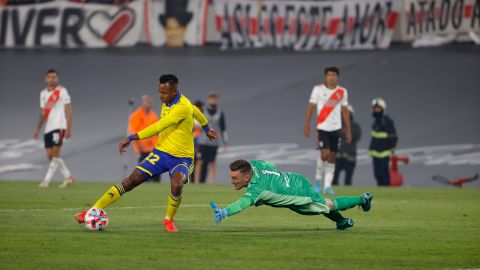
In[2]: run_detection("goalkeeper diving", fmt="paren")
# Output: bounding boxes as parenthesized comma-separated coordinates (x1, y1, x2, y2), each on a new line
(210, 159, 373, 229)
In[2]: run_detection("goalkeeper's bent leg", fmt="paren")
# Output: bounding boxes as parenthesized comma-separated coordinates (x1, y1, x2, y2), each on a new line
(332, 196, 365, 211)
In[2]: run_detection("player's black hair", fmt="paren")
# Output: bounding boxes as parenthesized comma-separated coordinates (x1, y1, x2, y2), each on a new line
(229, 160, 252, 174)
(46, 69, 59, 76)
(159, 74, 179, 86)
(324, 66, 339, 76)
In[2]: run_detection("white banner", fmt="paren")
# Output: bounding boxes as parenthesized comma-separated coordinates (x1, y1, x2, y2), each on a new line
(145, 0, 208, 47)
(214, 0, 402, 50)
(396, 0, 480, 41)
(0, 0, 144, 48)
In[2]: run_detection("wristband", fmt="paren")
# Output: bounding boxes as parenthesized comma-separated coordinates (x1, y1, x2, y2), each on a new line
(128, 134, 135, 141)
(202, 125, 210, 133)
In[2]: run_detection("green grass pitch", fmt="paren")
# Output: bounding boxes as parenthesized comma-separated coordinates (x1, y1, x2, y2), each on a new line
(0, 181, 479, 270)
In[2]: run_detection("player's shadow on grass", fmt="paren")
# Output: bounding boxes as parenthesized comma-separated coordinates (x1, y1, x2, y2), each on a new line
(194, 226, 335, 233)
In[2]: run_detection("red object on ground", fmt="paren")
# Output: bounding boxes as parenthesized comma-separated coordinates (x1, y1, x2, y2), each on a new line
(74, 210, 88, 224)
(390, 155, 410, 187)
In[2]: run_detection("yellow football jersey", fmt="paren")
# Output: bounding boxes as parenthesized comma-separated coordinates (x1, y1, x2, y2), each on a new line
(138, 93, 208, 159)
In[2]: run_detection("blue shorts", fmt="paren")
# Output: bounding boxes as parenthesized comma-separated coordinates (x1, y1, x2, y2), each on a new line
(136, 149, 193, 182)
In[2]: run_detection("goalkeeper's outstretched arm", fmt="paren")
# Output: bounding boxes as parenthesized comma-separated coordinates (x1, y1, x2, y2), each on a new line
(210, 196, 254, 224)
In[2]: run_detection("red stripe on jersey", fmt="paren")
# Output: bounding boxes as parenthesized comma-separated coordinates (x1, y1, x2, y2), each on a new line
(44, 90, 61, 121)
(316, 88, 345, 125)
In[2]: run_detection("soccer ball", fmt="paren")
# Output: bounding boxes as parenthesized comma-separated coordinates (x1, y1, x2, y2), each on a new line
(84, 208, 109, 231)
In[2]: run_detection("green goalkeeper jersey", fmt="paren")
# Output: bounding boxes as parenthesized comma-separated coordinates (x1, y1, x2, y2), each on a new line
(225, 160, 329, 217)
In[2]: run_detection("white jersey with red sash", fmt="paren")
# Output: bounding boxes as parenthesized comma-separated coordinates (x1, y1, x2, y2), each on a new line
(40, 86, 71, 133)
(309, 84, 348, 131)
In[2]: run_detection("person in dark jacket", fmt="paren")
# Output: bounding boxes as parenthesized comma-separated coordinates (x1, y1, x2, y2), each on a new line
(333, 105, 361, 186)
(369, 98, 398, 186)
(195, 91, 228, 184)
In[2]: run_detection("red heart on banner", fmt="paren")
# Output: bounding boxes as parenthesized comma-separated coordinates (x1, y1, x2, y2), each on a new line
(87, 8, 136, 46)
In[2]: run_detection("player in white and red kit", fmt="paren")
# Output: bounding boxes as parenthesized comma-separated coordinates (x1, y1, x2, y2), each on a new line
(33, 69, 76, 188)
(304, 66, 351, 195)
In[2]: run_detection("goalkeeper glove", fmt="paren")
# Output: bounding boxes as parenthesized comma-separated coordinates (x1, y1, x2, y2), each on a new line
(209, 201, 228, 224)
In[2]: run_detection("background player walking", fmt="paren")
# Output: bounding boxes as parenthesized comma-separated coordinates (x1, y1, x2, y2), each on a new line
(304, 66, 351, 195)
(74, 74, 217, 232)
(33, 69, 75, 188)
(209, 159, 372, 229)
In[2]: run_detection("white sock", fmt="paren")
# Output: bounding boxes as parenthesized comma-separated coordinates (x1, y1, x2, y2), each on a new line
(54, 157, 71, 178)
(315, 156, 324, 181)
(323, 162, 335, 189)
(43, 159, 59, 183)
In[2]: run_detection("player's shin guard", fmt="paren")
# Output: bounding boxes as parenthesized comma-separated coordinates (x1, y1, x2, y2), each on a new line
(332, 196, 364, 211)
(165, 193, 182, 220)
(92, 184, 125, 209)
(43, 159, 60, 183)
(323, 162, 335, 189)
(54, 157, 71, 178)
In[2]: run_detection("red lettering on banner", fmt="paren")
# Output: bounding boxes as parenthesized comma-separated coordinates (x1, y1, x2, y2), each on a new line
(387, 12, 398, 29)
(465, 4, 473, 18)
(327, 18, 340, 35)
(215, 15, 222, 32)
(275, 17, 285, 34)
(250, 18, 258, 35)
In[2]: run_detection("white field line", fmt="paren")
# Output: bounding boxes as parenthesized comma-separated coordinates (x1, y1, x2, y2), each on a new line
(0, 204, 216, 213)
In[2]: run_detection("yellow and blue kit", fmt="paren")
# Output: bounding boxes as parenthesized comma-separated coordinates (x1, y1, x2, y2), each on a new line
(135, 92, 209, 180)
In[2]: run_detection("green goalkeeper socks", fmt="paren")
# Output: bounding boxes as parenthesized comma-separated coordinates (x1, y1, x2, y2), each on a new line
(333, 196, 365, 211)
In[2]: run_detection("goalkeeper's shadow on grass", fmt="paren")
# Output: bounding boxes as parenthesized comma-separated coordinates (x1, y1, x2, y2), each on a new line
(196, 226, 336, 233)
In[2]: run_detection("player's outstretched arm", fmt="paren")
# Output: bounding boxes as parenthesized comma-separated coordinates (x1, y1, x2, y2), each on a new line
(119, 134, 139, 155)
(209, 196, 254, 224)
(192, 105, 218, 141)
(137, 105, 189, 140)
(209, 202, 228, 224)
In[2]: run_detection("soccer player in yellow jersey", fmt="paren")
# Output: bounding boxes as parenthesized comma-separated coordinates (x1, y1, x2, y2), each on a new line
(75, 74, 217, 232)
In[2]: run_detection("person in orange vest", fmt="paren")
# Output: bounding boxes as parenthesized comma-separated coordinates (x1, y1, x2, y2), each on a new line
(129, 95, 160, 182)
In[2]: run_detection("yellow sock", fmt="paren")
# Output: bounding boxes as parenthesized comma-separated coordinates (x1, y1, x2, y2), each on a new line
(165, 193, 182, 220)
(92, 184, 125, 209)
